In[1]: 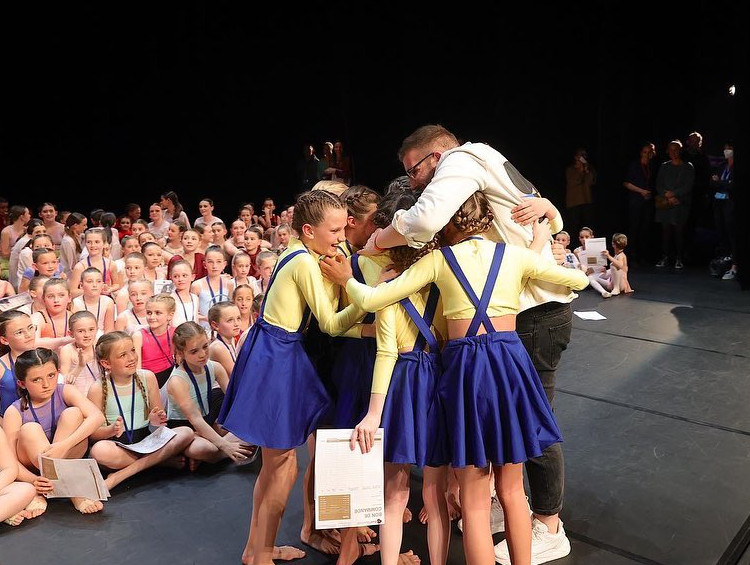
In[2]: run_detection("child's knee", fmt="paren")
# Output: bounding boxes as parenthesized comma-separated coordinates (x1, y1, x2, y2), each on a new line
(59, 406, 84, 425)
(18, 422, 45, 441)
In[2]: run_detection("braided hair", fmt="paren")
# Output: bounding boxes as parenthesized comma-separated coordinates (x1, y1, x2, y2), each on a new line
(95, 331, 150, 424)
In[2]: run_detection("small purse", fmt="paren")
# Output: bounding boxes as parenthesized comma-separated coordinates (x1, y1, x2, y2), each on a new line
(655, 195, 671, 210)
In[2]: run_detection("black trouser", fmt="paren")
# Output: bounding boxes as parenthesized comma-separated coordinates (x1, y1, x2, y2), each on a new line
(713, 198, 736, 261)
(628, 197, 654, 261)
(516, 301, 572, 516)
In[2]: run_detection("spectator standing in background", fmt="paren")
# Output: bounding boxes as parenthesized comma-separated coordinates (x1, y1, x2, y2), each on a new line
(297, 143, 321, 193)
(565, 147, 596, 235)
(655, 140, 695, 270)
(623, 143, 657, 265)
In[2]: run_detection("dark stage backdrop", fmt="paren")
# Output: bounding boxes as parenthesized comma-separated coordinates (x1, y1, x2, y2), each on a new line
(2, 3, 744, 245)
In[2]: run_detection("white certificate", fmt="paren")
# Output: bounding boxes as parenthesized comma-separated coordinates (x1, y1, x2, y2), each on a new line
(38, 456, 111, 501)
(115, 425, 176, 454)
(584, 237, 608, 267)
(314, 428, 385, 530)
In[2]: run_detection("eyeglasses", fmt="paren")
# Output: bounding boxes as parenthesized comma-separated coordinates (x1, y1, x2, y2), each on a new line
(12, 324, 37, 339)
(405, 152, 435, 179)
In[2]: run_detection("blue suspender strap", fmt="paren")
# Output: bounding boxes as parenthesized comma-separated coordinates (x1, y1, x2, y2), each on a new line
(351, 254, 376, 325)
(399, 284, 440, 352)
(440, 244, 504, 337)
(469, 243, 505, 337)
(298, 306, 311, 333)
(258, 249, 307, 320)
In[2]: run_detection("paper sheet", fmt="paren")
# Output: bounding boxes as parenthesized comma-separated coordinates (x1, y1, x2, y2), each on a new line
(114, 425, 177, 454)
(574, 311, 607, 320)
(584, 238, 608, 267)
(39, 456, 110, 500)
(314, 428, 384, 530)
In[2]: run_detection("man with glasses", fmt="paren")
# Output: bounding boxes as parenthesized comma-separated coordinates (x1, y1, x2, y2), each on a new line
(360, 124, 575, 565)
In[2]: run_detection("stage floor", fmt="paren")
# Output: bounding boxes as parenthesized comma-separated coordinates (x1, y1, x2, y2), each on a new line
(2, 265, 749, 565)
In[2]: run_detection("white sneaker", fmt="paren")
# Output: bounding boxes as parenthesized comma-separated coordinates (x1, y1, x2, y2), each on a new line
(722, 269, 737, 280)
(494, 517, 571, 564)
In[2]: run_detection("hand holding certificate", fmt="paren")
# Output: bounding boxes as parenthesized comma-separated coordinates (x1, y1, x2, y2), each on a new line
(584, 237, 608, 267)
(38, 456, 110, 501)
(314, 428, 385, 530)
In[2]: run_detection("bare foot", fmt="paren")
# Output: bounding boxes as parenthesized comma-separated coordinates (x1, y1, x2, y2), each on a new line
(359, 543, 380, 557)
(323, 529, 342, 544)
(273, 546, 306, 561)
(71, 497, 103, 514)
(3, 512, 26, 526)
(625, 288, 635, 294)
(398, 550, 421, 565)
(403, 507, 413, 523)
(188, 458, 202, 472)
(162, 455, 187, 470)
(356, 526, 377, 543)
(25, 495, 48, 518)
(419, 506, 428, 524)
(300, 529, 340, 555)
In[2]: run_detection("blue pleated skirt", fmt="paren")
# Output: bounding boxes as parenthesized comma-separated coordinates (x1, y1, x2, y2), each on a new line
(330, 336, 377, 429)
(439, 331, 562, 468)
(217, 319, 331, 450)
(380, 350, 448, 468)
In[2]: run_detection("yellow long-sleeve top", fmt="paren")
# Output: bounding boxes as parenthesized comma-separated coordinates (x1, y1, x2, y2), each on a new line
(372, 285, 447, 395)
(344, 238, 590, 322)
(343, 251, 449, 394)
(262, 238, 364, 337)
(337, 251, 390, 311)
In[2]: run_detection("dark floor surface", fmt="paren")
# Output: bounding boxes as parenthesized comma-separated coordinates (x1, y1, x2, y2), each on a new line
(2, 265, 749, 565)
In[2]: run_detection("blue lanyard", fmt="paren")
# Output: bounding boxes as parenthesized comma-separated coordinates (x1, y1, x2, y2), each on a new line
(176, 293, 194, 321)
(149, 328, 174, 368)
(218, 336, 236, 362)
(85, 345, 97, 381)
(207, 277, 223, 303)
(133, 310, 143, 325)
(183, 362, 211, 415)
(110, 375, 136, 444)
(28, 388, 57, 443)
(84, 297, 101, 324)
(49, 313, 68, 338)
(87, 256, 107, 284)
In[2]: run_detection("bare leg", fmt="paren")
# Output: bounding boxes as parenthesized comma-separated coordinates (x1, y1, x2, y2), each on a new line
(455, 466, 493, 565)
(244, 447, 298, 565)
(422, 466, 450, 565)
(90, 427, 194, 490)
(445, 466, 461, 521)
(183, 435, 226, 465)
(381, 464, 411, 565)
(494, 463, 531, 565)
(299, 433, 340, 554)
(1, 482, 37, 525)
